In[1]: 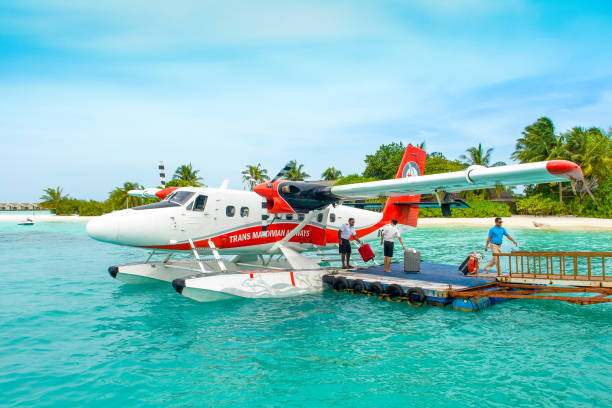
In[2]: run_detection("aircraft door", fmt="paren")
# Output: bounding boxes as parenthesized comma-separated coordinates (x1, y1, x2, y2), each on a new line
(184, 195, 210, 235)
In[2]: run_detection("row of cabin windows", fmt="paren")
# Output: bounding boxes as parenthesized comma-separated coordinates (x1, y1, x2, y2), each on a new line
(187, 197, 337, 223)
(260, 213, 336, 222)
(226, 206, 250, 217)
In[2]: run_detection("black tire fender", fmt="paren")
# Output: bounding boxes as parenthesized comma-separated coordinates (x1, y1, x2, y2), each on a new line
(406, 287, 426, 306)
(350, 279, 367, 292)
(333, 276, 349, 292)
(385, 283, 405, 300)
(367, 281, 384, 296)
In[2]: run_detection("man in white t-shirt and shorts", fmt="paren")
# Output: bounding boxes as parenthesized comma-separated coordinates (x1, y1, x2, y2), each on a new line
(380, 219, 406, 273)
(338, 217, 363, 269)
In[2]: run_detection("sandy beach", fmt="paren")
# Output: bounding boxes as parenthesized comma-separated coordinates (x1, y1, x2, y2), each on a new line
(418, 215, 612, 230)
(1, 213, 611, 230)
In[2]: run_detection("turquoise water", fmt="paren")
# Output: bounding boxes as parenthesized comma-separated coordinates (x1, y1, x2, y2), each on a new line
(0, 221, 610, 407)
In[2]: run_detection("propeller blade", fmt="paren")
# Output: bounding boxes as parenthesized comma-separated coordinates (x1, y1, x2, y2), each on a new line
(271, 162, 295, 181)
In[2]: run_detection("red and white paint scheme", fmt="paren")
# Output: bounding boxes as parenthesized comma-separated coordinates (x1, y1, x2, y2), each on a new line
(87, 145, 583, 301)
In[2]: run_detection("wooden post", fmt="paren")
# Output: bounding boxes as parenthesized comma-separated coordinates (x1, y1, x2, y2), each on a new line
(573, 256, 578, 278)
(496, 254, 501, 276)
(587, 258, 591, 280)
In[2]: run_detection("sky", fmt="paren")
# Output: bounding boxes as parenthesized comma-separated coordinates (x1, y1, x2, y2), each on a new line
(1, 0, 611, 202)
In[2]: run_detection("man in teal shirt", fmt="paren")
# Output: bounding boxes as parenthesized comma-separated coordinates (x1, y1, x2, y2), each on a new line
(484, 217, 518, 273)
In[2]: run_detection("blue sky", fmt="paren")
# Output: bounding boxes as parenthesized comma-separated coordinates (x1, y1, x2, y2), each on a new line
(1, 0, 611, 201)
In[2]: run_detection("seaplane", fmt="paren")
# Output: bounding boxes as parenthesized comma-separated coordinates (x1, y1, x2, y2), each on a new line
(87, 145, 583, 302)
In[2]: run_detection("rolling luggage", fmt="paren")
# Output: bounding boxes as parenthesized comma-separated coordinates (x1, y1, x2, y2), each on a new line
(459, 255, 471, 275)
(404, 248, 421, 273)
(358, 243, 375, 262)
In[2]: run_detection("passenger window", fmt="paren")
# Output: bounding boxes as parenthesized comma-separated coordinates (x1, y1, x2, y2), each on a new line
(191, 195, 207, 212)
(286, 214, 293, 220)
(226, 206, 235, 217)
(261, 201, 267, 209)
(330, 213, 336, 223)
(240, 207, 249, 217)
(298, 214, 305, 221)
(317, 213, 323, 223)
(262, 214, 269, 220)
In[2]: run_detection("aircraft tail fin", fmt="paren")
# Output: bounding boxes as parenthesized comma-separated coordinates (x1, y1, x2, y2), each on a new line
(381, 144, 426, 227)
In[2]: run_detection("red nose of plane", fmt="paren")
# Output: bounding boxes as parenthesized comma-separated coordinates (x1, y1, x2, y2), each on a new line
(253, 182, 272, 198)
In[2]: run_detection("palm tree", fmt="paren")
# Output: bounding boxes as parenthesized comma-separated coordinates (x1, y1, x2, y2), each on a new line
(512, 117, 565, 163)
(108, 182, 143, 209)
(459, 143, 506, 167)
(242, 163, 268, 190)
(286, 160, 309, 181)
(172, 163, 202, 186)
(321, 167, 342, 181)
(561, 127, 611, 203)
(459, 144, 506, 199)
(512, 118, 577, 206)
(40, 186, 66, 214)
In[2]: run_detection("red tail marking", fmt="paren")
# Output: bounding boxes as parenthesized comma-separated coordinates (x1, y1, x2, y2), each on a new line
(382, 144, 426, 227)
(290, 271, 296, 286)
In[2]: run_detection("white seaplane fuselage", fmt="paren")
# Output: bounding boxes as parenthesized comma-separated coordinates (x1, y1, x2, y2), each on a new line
(86, 186, 394, 254)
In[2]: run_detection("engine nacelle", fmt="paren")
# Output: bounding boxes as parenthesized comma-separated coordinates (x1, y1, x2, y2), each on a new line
(254, 180, 340, 214)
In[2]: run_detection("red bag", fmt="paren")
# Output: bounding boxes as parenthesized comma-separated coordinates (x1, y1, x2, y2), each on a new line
(358, 243, 375, 262)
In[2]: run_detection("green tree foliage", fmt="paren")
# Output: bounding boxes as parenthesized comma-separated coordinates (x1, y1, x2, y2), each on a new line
(513, 118, 612, 206)
(243, 163, 268, 190)
(424, 152, 466, 175)
(512, 117, 563, 163)
(419, 200, 511, 218)
(40, 186, 66, 214)
(515, 194, 561, 216)
(286, 160, 309, 181)
(333, 174, 376, 186)
(108, 182, 144, 209)
(459, 143, 506, 167)
(172, 163, 202, 186)
(363, 142, 406, 179)
(321, 167, 342, 181)
(165, 179, 195, 188)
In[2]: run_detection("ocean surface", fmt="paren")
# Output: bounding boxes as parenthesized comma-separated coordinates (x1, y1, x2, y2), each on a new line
(0, 221, 610, 408)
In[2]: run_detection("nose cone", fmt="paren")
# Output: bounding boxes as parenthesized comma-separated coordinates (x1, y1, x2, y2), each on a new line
(253, 182, 271, 198)
(86, 215, 119, 243)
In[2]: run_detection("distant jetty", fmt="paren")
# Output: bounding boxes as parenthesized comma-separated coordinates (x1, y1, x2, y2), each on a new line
(0, 202, 40, 211)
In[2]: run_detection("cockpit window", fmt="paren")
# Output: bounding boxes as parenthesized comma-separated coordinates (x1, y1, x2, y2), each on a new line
(165, 191, 195, 205)
(190, 195, 207, 212)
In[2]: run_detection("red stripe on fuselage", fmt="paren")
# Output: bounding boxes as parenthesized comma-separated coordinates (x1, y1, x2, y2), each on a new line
(138, 219, 386, 251)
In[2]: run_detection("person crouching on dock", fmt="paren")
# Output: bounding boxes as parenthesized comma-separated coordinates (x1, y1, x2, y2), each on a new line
(338, 217, 363, 269)
(484, 217, 518, 274)
(381, 219, 406, 273)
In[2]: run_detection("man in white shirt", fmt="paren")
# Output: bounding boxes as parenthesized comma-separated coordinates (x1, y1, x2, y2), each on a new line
(380, 219, 406, 273)
(338, 217, 363, 269)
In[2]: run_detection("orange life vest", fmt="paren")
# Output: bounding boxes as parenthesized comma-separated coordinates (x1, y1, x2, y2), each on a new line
(468, 253, 479, 274)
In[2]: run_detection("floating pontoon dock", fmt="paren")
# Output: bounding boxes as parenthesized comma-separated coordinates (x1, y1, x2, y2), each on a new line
(325, 251, 611, 311)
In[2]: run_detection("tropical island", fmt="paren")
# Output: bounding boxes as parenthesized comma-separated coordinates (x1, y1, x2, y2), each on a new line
(35, 117, 611, 221)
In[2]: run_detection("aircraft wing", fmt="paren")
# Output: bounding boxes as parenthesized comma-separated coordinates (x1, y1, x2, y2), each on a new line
(329, 160, 583, 199)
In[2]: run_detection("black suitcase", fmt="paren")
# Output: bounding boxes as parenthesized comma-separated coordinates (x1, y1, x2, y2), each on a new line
(458, 255, 470, 275)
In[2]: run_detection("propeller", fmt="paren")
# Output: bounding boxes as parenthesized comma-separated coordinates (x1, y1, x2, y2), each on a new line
(271, 161, 295, 181)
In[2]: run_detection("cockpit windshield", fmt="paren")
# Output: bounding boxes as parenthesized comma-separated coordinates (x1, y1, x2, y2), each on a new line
(165, 191, 195, 205)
